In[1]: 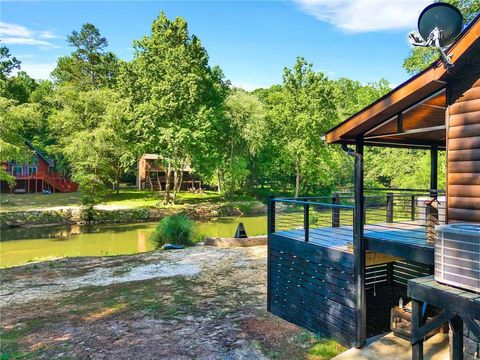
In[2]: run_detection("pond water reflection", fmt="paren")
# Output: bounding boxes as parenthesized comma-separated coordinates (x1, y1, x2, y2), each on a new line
(0, 215, 267, 268)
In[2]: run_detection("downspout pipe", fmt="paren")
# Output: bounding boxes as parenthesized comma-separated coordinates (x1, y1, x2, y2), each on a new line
(342, 143, 366, 348)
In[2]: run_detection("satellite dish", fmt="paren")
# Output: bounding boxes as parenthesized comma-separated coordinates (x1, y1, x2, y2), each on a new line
(408, 2, 463, 67)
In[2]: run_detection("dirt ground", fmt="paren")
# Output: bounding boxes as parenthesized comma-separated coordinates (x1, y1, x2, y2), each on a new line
(0, 246, 344, 360)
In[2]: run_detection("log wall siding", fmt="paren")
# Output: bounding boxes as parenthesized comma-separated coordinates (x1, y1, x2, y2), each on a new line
(447, 71, 480, 223)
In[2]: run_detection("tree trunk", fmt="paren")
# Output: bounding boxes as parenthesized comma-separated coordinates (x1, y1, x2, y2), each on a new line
(216, 168, 222, 194)
(295, 155, 300, 198)
(229, 138, 234, 198)
(172, 169, 183, 203)
(163, 164, 172, 205)
(115, 164, 121, 194)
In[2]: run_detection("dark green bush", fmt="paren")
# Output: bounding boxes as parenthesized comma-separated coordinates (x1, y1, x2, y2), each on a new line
(150, 213, 198, 248)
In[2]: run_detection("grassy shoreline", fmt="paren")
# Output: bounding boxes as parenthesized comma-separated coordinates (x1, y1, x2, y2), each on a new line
(0, 189, 266, 228)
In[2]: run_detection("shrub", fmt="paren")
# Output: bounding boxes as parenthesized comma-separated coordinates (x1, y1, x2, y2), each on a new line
(150, 213, 198, 248)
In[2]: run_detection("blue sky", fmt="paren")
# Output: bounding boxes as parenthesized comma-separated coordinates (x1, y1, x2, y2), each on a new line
(1, 0, 434, 90)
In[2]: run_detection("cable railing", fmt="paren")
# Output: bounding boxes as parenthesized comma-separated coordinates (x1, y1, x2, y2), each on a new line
(268, 189, 445, 249)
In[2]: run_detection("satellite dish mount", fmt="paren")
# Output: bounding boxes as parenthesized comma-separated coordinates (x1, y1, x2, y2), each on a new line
(408, 2, 463, 68)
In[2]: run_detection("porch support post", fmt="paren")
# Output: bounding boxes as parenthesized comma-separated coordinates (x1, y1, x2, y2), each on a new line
(430, 146, 438, 197)
(354, 138, 366, 348)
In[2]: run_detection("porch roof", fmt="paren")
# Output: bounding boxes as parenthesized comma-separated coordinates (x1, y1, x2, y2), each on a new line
(324, 15, 480, 150)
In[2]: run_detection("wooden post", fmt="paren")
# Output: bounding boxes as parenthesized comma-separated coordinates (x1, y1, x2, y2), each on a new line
(386, 192, 394, 223)
(412, 299, 425, 360)
(354, 139, 366, 349)
(430, 146, 438, 197)
(450, 316, 463, 360)
(27, 179, 30, 193)
(332, 193, 340, 227)
(267, 194, 275, 313)
(304, 198, 309, 242)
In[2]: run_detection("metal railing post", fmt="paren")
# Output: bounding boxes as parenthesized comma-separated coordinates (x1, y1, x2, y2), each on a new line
(411, 194, 416, 221)
(268, 195, 275, 234)
(332, 193, 340, 227)
(304, 198, 309, 242)
(386, 192, 394, 223)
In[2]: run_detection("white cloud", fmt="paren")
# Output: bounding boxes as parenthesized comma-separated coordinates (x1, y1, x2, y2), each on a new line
(1, 37, 57, 48)
(293, 0, 431, 32)
(14, 62, 56, 80)
(0, 22, 32, 37)
(38, 31, 60, 39)
(0, 21, 59, 49)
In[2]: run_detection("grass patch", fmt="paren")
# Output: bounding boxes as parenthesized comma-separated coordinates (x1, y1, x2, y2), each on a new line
(0, 319, 46, 359)
(0, 188, 260, 212)
(60, 277, 199, 321)
(307, 336, 345, 360)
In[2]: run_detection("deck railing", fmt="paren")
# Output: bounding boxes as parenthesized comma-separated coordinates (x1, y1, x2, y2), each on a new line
(269, 196, 355, 245)
(268, 189, 446, 247)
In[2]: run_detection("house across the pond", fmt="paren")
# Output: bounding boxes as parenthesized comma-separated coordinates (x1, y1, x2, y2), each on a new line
(1, 142, 78, 194)
(136, 154, 201, 191)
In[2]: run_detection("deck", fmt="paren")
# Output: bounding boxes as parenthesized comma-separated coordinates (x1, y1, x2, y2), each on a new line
(275, 222, 434, 265)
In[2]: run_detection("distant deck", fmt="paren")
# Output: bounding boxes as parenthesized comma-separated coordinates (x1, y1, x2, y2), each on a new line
(274, 222, 434, 265)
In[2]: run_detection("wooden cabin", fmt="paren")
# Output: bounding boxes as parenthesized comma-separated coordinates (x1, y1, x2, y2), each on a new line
(267, 15, 480, 351)
(136, 154, 201, 191)
(1, 142, 78, 193)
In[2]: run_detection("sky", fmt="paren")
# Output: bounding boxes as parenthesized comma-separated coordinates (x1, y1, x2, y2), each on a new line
(1, 0, 434, 90)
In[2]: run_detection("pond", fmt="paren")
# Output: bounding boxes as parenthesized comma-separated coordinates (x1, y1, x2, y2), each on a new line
(0, 215, 267, 268)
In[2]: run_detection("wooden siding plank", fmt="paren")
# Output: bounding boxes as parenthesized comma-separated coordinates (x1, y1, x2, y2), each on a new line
(270, 251, 354, 289)
(269, 305, 355, 347)
(448, 150, 480, 162)
(270, 289, 356, 331)
(270, 267, 356, 308)
(449, 98, 480, 114)
(448, 197, 480, 210)
(453, 86, 480, 103)
(269, 234, 354, 272)
(270, 295, 356, 335)
(448, 208, 480, 222)
(448, 160, 480, 173)
(270, 263, 356, 304)
(448, 123, 480, 139)
(269, 278, 356, 321)
(448, 136, 480, 150)
(449, 111, 480, 127)
(448, 184, 480, 197)
(448, 173, 480, 185)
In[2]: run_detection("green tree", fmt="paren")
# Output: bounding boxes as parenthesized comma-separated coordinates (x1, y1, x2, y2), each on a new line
(403, 0, 479, 75)
(272, 57, 339, 197)
(217, 88, 267, 196)
(1, 71, 37, 103)
(52, 23, 119, 89)
(0, 46, 20, 81)
(0, 98, 42, 184)
(49, 87, 133, 206)
(120, 12, 226, 204)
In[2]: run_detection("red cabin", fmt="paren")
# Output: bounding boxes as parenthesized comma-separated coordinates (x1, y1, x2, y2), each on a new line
(1, 142, 78, 193)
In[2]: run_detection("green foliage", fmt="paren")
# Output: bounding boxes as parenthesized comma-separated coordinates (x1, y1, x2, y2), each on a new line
(52, 23, 119, 89)
(119, 12, 226, 204)
(0, 98, 42, 184)
(265, 57, 342, 196)
(150, 213, 198, 247)
(1, 14, 454, 205)
(366, 148, 446, 189)
(403, 0, 479, 74)
(0, 46, 20, 81)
